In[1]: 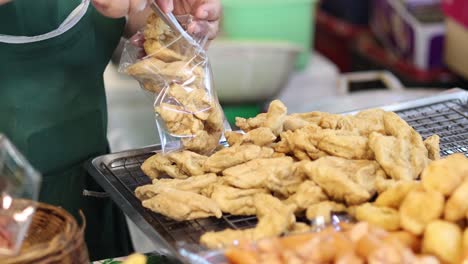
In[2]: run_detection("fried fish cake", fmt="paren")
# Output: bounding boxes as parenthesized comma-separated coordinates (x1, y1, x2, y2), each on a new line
(422, 220, 463, 264)
(204, 144, 274, 173)
(284, 180, 328, 212)
(302, 157, 382, 205)
(444, 177, 468, 222)
(399, 189, 445, 235)
(306, 201, 347, 223)
(422, 153, 468, 197)
(424, 135, 441, 161)
(354, 203, 400, 231)
(211, 184, 267, 215)
(374, 181, 420, 209)
(142, 187, 222, 221)
(135, 173, 217, 200)
(369, 132, 428, 181)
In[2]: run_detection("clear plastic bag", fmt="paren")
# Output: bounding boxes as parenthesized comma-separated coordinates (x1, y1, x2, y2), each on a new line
(0, 134, 41, 256)
(119, 12, 228, 155)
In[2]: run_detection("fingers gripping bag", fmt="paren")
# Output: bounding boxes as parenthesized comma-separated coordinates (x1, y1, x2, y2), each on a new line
(119, 11, 227, 155)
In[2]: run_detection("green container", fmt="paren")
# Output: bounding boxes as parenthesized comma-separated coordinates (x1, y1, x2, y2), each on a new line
(221, 0, 316, 70)
(222, 104, 262, 127)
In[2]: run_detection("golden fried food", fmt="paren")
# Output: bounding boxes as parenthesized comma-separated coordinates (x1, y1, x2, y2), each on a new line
(204, 144, 274, 173)
(140, 153, 186, 179)
(142, 14, 185, 62)
(444, 177, 468, 222)
(354, 203, 400, 231)
(422, 220, 463, 264)
(181, 129, 221, 155)
(424, 135, 441, 160)
(140, 153, 163, 179)
(306, 201, 347, 223)
(225, 128, 276, 147)
(200, 228, 255, 249)
(283, 112, 323, 131)
(140, 150, 207, 179)
(463, 229, 468, 260)
(168, 84, 211, 120)
(235, 100, 287, 136)
(284, 180, 328, 212)
(374, 180, 420, 208)
(369, 132, 429, 181)
(288, 223, 311, 235)
(225, 131, 243, 146)
(303, 157, 383, 205)
(399, 189, 445, 235)
(223, 157, 294, 190)
(135, 173, 217, 200)
(211, 185, 267, 215)
(277, 125, 373, 161)
(262, 100, 288, 136)
(422, 153, 468, 196)
(253, 194, 296, 239)
(336, 109, 386, 136)
(141, 187, 222, 221)
(200, 194, 295, 249)
(166, 150, 207, 176)
(317, 133, 374, 160)
(235, 113, 266, 132)
(375, 176, 398, 194)
(156, 103, 204, 136)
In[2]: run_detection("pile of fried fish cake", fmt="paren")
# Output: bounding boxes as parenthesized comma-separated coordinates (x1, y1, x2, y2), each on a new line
(136, 100, 468, 256)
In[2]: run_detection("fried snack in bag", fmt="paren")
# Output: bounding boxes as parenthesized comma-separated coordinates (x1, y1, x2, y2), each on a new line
(120, 12, 227, 155)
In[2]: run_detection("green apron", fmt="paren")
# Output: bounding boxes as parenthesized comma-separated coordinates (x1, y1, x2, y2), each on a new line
(0, 0, 133, 260)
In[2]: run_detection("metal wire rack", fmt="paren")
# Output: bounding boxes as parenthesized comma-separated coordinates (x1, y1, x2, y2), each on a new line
(88, 90, 467, 257)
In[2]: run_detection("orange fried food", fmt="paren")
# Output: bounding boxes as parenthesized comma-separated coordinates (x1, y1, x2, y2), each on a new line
(374, 180, 420, 209)
(422, 220, 463, 264)
(399, 189, 445, 235)
(422, 153, 468, 197)
(354, 203, 400, 231)
(444, 177, 468, 222)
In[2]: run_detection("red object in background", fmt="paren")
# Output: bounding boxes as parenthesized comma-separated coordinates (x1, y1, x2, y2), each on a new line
(354, 34, 458, 85)
(442, 0, 468, 28)
(314, 11, 369, 72)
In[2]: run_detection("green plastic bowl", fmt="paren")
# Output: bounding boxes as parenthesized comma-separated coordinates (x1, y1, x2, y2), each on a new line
(221, 0, 317, 70)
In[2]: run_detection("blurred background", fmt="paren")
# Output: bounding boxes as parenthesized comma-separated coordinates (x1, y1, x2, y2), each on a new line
(104, 0, 468, 251)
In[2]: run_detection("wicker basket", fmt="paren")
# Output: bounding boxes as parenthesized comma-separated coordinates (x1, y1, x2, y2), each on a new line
(0, 202, 89, 264)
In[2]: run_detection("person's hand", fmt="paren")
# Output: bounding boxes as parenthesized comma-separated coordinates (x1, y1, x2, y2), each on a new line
(94, 0, 221, 40)
(156, 0, 221, 40)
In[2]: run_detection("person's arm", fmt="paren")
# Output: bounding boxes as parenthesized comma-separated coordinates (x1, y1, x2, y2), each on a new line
(0, 0, 11, 5)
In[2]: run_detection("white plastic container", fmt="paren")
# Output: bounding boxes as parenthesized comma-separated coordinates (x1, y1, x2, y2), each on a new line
(208, 40, 301, 103)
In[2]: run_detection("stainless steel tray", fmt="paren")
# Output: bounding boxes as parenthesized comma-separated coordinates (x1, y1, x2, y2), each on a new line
(86, 88, 467, 259)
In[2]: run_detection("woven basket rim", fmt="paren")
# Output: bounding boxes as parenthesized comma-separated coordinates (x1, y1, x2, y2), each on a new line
(0, 202, 89, 264)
